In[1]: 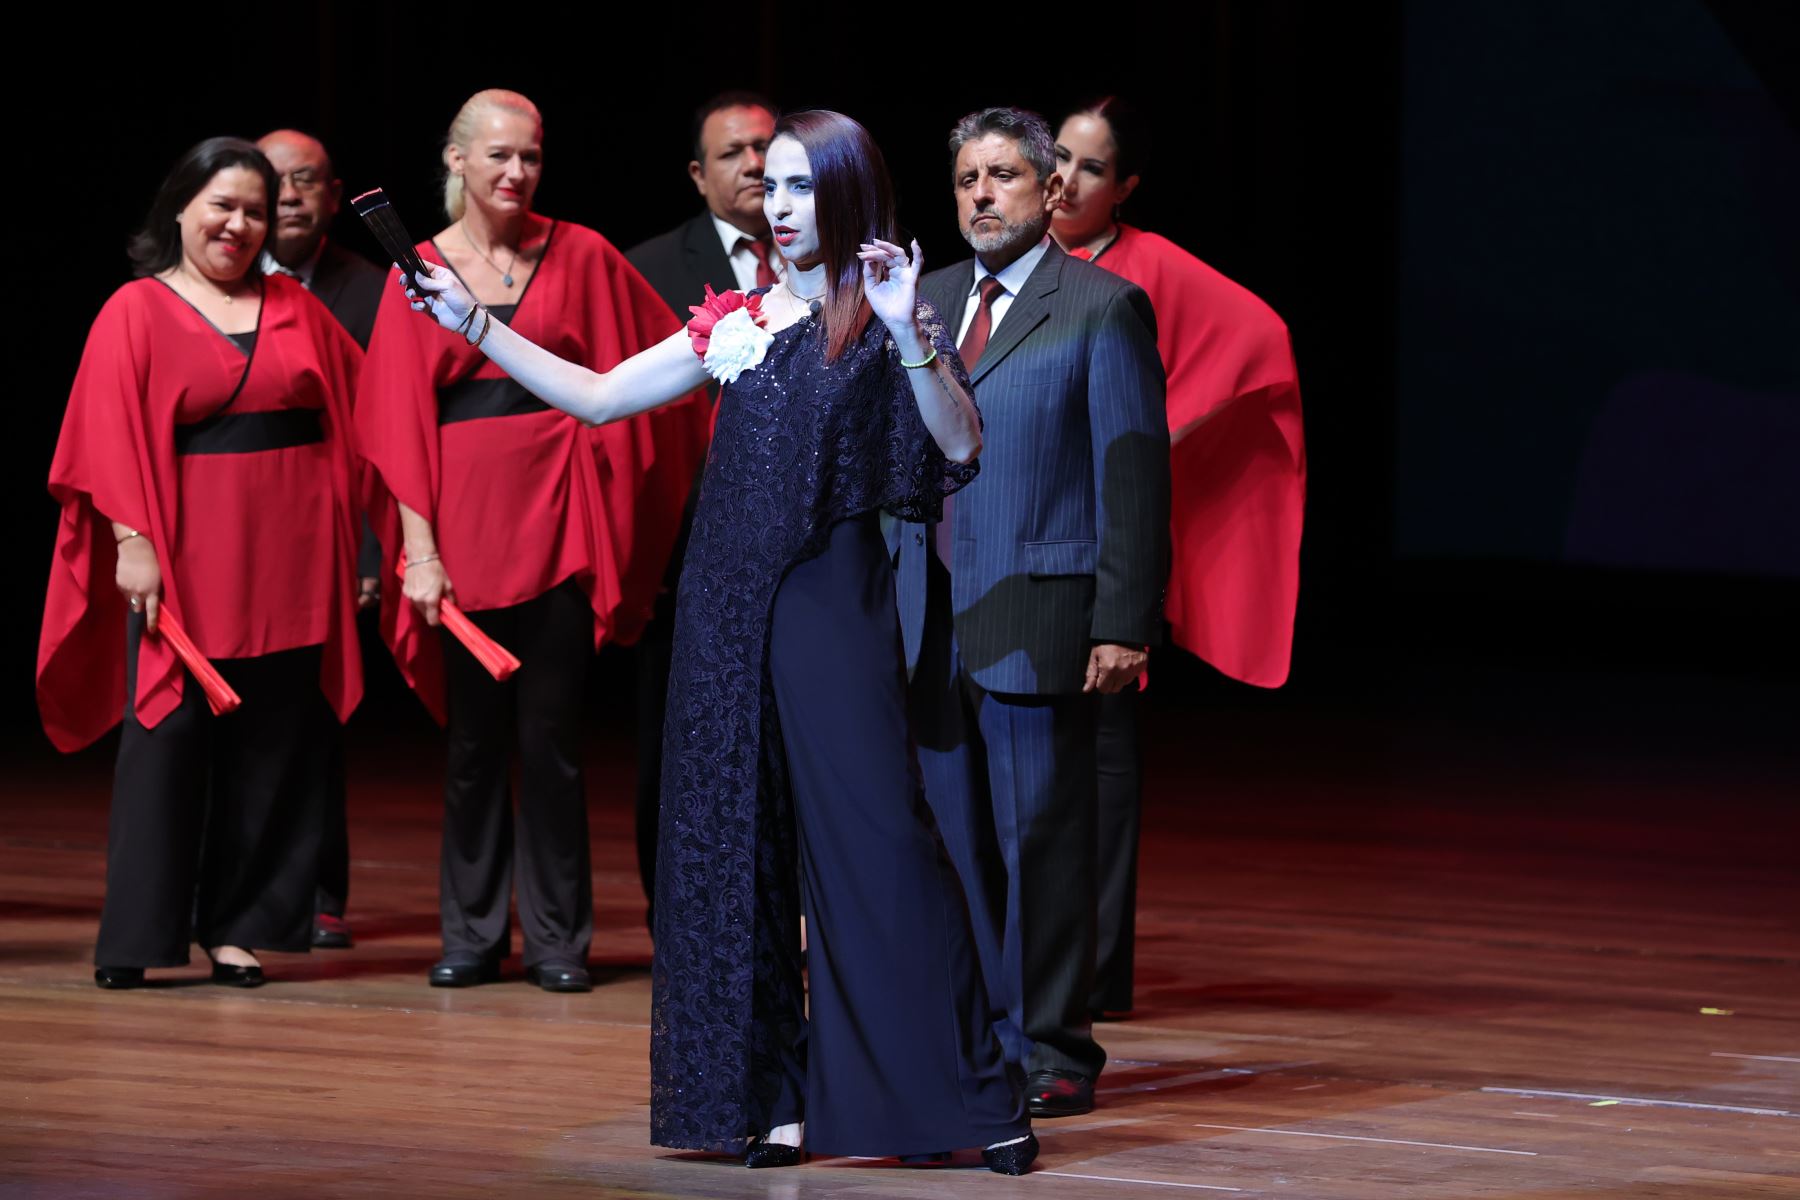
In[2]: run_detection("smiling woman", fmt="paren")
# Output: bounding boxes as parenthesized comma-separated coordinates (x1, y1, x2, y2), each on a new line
(39, 136, 365, 991)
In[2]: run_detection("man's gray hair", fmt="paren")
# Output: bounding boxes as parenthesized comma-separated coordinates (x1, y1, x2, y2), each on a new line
(948, 107, 1057, 182)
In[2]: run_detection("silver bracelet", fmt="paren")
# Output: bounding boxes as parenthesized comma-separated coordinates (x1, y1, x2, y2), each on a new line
(405, 553, 441, 569)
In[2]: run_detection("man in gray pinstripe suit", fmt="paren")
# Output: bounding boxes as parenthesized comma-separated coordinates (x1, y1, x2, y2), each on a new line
(892, 107, 1170, 1117)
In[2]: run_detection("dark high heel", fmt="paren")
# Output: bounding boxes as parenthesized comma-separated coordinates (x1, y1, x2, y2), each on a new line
(743, 1136, 803, 1168)
(206, 952, 265, 988)
(94, 967, 145, 989)
(983, 1132, 1039, 1176)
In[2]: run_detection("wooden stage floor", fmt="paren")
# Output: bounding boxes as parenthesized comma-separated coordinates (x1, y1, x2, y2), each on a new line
(3, 669, 1797, 1198)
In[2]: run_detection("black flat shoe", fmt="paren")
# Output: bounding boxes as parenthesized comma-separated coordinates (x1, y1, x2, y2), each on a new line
(1026, 1068, 1095, 1117)
(94, 967, 145, 990)
(983, 1132, 1039, 1176)
(209, 961, 265, 988)
(743, 1137, 803, 1168)
(429, 955, 501, 987)
(525, 962, 592, 993)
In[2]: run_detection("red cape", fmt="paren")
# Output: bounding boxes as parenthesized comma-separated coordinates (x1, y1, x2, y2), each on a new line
(39, 275, 365, 751)
(1089, 226, 1306, 687)
(356, 221, 708, 722)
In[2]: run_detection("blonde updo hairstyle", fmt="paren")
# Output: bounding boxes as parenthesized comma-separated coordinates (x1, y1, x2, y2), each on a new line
(442, 88, 544, 221)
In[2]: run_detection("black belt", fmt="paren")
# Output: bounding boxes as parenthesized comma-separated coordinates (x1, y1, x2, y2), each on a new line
(175, 409, 324, 455)
(437, 377, 553, 426)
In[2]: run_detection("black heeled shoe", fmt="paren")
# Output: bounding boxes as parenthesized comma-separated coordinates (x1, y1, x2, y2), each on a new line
(94, 966, 145, 990)
(209, 959, 265, 988)
(743, 1136, 803, 1169)
(983, 1132, 1039, 1176)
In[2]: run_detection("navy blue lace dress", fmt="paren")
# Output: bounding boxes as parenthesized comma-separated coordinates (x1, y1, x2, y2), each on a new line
(650, 295, 1026, 1156)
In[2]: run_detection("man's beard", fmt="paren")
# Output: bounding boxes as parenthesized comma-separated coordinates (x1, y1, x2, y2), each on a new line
(963, 207, 1049, 261)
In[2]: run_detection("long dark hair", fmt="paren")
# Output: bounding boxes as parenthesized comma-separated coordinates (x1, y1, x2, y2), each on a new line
(1074, 95, 1150, 185)
(774, 110, 898, 362)
(127, 137, 279, 278)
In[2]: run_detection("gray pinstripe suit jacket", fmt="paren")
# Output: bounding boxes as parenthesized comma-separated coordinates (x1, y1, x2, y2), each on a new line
(890, 241, 1171, 696)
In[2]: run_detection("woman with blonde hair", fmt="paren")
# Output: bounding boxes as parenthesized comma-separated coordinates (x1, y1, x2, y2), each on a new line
(358, 89, 707, 993)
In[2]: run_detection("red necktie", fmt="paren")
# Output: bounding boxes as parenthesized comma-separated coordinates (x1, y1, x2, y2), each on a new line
(937, 275, 1009, 565)
(740, 238, 778, 288)
(958, 275, 1008, 371)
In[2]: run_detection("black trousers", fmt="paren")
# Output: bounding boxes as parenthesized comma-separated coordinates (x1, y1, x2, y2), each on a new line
(440, 579, 593, 968)
(317, 521, 389, 920)
(1092, 688, 1142, 1012)
(95, 617, 329, 967)
(633, 479, 700, 934)
(315, 726, 349, 921)
(632, 581, 678, 933)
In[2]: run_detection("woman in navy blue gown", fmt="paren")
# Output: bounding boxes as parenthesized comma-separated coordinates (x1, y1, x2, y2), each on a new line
(399, 109, 1036, 1173)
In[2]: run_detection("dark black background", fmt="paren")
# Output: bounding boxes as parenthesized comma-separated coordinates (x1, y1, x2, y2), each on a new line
(10, 2, 1796, 771)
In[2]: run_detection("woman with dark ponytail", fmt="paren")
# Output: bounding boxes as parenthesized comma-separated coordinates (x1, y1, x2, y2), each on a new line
(398, 108, 1035, 1173)
(1052, 97, 1307, 1017)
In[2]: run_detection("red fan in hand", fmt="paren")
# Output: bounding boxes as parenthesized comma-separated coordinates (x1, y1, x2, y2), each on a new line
(397, 556, 521, 681)
(154, 612, 242, 715)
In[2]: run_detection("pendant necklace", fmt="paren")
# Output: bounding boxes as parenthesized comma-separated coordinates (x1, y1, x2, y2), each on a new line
(787, 276, 825, 317)
(462, 221, 520, 288)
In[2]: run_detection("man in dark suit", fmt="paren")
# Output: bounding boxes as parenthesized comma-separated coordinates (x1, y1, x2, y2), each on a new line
(623, 92, 778, 930)
(257, 130, 385, 349)
(257, 129, 387, 951)
(626, 92, 779, 320)
(895, 107, 1170, 1118)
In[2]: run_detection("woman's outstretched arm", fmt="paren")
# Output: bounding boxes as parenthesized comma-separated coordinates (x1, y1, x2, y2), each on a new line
(399, 264, 707, 425)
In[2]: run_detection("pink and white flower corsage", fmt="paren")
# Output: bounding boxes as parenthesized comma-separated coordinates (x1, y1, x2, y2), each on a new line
(686, 286, 773, 385)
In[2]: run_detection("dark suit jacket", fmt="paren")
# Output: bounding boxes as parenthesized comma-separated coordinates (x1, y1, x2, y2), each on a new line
(892, 242, 1171, 696)
(625, 211, 738, 325)
(309, 239, 385, 350)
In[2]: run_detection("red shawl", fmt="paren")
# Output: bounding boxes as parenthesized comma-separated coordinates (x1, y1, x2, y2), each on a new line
(39, 275, 365, 751)
(356, 221, 708, 722)
(1085, 226, 1306, 687)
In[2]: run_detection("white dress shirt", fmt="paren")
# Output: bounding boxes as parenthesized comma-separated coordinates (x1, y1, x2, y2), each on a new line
(711, 213, 784, 292)
(957, 234, 1053, 344)
(260, 237, 328, 289)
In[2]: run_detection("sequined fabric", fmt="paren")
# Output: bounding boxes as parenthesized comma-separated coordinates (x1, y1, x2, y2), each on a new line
(650, 296, 976, 1151)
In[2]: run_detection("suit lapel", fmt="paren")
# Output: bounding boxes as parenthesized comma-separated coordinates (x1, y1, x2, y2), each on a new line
(969, 244, 1063, 385)
(924, 261, 974, 333)
(684, 212, 737, 295)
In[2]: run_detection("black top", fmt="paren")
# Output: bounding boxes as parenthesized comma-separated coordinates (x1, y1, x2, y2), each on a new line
(488, 303, 518, 325)
(227, 331, 258, 355)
